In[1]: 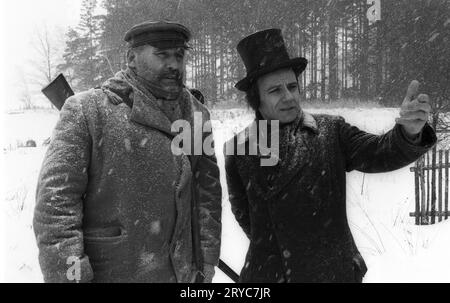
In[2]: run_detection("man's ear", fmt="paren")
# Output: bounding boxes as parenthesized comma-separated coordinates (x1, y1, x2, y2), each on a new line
(127, 48, 136, 69)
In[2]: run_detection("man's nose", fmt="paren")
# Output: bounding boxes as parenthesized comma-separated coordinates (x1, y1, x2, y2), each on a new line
(281, 86, 295, 102)
(166, 56, 181, 71)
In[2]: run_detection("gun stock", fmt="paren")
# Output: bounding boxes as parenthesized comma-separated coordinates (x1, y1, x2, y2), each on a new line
(41, 74, 74, 110)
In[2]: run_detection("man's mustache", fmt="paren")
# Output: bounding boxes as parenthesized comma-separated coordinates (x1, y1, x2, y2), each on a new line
(160, 70, 182, 81)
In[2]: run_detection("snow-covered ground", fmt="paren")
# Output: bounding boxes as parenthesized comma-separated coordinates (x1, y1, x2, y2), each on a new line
(2, 107, 450, 283)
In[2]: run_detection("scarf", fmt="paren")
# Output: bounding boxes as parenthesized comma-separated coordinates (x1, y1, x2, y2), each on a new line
(101, 69, 191, 123)
(129, 68, 183, 101)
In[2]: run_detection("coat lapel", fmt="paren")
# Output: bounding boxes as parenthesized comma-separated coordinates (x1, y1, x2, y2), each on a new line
(129, 88, 196, 258)
(178, 91, 212, 170)
(269, 112, 319, 199)
(267, 132, 312, 200)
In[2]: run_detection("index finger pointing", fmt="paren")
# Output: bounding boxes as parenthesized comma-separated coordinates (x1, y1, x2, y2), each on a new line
(405, 80, 420, 102)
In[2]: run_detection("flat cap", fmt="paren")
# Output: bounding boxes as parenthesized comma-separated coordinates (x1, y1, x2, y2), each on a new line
(124, 20, 191, 49)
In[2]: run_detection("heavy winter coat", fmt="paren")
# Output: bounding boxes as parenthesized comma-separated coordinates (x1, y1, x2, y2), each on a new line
(225, 112, 436, 283)
(33, 72, 222, 283)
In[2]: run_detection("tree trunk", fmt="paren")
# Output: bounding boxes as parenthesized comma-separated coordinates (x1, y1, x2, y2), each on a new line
(320, 30, 327, 102)
(375, 21, 383, 100)
(328, 2, 338, 102)
(359, 0, 370, 101)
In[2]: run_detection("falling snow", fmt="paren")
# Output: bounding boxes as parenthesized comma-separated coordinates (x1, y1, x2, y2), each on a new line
(3, 107, 450, 283)
(150, 221, 161, 235)
(124, 138, 132, 152)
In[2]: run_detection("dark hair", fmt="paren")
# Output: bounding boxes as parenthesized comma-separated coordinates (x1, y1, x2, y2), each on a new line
(245, 82, 260, 111)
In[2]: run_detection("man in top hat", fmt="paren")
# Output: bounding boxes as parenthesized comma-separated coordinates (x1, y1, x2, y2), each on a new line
(224, 28, 436, 282)
(33, 21, 222, 283)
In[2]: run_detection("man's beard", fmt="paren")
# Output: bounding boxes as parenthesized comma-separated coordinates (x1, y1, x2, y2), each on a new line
(157, 70, 183, 92)
(133, 66, 184, 100)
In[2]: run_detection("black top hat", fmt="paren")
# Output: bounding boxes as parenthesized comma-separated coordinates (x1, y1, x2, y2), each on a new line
(235, 29, 308, 91)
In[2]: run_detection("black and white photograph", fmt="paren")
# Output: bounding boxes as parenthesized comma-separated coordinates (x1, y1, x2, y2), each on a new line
(0, 0, 449, 285)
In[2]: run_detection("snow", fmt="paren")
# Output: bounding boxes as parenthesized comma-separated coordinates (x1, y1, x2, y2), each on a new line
(2, 106, 450, 283)
(2, 147, 48, 282)
(2, 110, 59, 150)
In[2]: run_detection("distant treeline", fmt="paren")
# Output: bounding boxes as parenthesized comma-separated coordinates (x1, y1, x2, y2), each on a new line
(58, 0, 449, 108)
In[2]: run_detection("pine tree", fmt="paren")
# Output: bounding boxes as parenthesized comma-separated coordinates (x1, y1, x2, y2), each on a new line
(65, 0, 449, 105)
(59, 0, 109, 91)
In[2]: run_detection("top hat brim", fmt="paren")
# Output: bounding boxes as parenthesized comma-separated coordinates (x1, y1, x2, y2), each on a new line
(235, 57, 308, 91)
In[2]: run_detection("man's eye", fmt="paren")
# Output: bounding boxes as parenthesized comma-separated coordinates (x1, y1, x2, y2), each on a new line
(288, 84, 298, 90)
(269, 88, 279, 94)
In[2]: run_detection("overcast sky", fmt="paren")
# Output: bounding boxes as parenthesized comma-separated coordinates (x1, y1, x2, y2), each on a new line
(1, 0, 81, 60)
(1, 0, 82, 110)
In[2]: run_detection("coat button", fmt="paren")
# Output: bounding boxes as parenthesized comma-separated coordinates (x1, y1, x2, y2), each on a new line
(283, 250, 291, 259)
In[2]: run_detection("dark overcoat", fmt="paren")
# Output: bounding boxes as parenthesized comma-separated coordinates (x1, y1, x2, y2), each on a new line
(225, 112, 436, 283)
(33, 74, 222, 283)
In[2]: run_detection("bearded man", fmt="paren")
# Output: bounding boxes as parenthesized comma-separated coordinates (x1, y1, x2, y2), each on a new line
(33, 21, 221, 283)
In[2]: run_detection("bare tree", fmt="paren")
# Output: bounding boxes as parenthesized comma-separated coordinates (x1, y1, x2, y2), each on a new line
(15, 68, 34, 110)
(28, 24, 65, 87)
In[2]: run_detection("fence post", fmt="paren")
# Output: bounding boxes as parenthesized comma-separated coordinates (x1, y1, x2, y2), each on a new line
(431, 146, 437, 224)
(418, 156, 425, 224)
(439, 150, 443, 222)
(426, 151, 430, 223)
(414, 160, 420, 225)
(446, 150, 449, 220)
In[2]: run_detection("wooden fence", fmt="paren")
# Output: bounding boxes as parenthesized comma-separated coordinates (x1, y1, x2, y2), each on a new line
(410, 148, 450, 225)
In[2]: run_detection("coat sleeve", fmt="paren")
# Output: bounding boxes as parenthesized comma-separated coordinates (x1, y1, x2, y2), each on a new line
(192, 110, 222, 267)
(33, 96, 94, 283)
(338, 117, 437, 173)
(224, 153, 251, 239)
